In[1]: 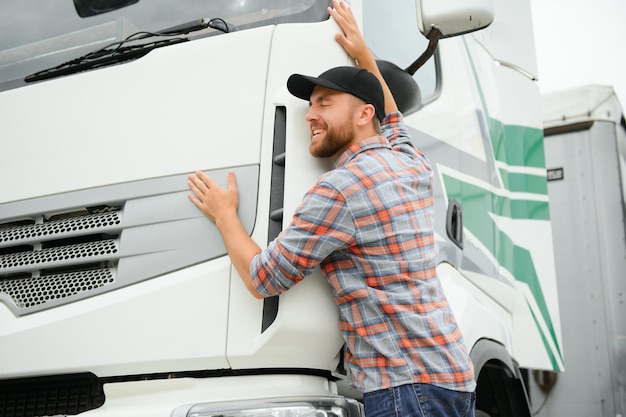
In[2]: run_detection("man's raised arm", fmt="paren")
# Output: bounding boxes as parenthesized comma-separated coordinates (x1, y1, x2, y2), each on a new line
(328, 0, 398, 116)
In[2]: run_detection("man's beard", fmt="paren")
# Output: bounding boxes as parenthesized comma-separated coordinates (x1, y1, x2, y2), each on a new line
(309, 120, 354, 159)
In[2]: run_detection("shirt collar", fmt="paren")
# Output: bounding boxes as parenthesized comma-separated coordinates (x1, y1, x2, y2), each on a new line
(334, 135, 391, 168)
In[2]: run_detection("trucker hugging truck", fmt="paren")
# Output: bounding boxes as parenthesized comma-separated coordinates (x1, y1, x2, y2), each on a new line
(0, 1, 561, 416)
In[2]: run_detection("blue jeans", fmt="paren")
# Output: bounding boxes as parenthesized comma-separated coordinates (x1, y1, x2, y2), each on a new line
(363, 383, 475, 417)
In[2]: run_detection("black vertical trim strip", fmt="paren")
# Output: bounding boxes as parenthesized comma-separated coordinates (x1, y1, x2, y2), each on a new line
(267, 107, 286, 241)
(262, 106, 287, 333)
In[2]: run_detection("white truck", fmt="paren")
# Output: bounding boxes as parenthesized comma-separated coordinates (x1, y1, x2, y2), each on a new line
(527, 85, 626, 417)
(0, 1, 561, 416)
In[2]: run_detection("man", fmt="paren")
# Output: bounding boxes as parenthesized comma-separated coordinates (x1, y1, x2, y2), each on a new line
(188, 1, 476, 416)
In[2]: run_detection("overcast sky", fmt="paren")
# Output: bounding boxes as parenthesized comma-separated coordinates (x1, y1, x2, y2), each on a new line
(529, 0, 626, 107)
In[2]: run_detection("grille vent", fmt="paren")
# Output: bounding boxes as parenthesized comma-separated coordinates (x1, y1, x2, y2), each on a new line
(0, 373, 105, 417)
(0, 209, 121, 244)
(1, 267, 115, 309)
(0, 207, 122, 314)
(1, 239, 118, 270)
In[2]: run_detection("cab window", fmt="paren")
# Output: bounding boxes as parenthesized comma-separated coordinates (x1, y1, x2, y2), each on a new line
(363, 1, 439, 105)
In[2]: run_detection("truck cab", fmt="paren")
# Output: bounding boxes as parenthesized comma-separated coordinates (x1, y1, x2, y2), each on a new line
(0, 1, 560, 416)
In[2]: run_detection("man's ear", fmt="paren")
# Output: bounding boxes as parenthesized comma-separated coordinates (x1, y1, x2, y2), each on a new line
(355, 103, 376, 127)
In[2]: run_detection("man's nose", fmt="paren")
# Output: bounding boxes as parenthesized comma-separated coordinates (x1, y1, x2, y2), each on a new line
(305, 107, 318, 122)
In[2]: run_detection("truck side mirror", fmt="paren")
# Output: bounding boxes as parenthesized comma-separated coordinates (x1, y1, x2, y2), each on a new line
(416, 0, 494, 38)
(73, 0, 139, 17)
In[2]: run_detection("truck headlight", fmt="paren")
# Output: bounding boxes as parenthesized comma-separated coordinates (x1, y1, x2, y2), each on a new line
(172, 398, 363, 417)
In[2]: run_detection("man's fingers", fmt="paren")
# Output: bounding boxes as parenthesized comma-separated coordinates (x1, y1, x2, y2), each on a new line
(198, 171, 219, 189)
(188, 171, 237, 201)
(329, 0, 366, 61)
(330, 0, 354, 28)
(189, 171, 222, 192)
(227, 171, 237, 192)
(187, 193, 201, 209)
(194, 171, 213, 188)
(188, 174, 207, 197)
(187, 171, 238, 225)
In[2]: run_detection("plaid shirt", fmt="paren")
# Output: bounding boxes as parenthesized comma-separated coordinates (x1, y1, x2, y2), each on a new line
(251, 112, 475, 393)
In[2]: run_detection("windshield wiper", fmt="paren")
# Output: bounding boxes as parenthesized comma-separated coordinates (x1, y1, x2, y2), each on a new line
(25, 37, 186, 83)
(25, 17, 235, 83)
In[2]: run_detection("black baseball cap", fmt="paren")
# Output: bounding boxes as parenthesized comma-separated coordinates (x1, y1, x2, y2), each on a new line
(287, 66, 385, 122)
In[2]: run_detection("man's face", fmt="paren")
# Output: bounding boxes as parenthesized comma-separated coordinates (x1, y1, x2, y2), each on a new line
(305, 86, 359, 160)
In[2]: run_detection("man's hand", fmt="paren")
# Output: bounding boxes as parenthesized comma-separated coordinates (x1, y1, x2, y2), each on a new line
(188, 170, 238, 226)
(328, 0, 374, 67)
(188, 170, 264, 299)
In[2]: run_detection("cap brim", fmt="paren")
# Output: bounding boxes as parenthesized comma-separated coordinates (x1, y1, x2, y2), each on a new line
(287, 73, 349, 101)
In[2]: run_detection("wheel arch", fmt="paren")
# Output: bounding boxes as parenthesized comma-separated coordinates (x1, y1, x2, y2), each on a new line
(470, 338, 532, 417)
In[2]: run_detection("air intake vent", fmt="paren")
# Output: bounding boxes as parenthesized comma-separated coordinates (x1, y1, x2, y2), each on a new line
(1, 266, 115, 309)
(1, 239, 118, 271)
(0, 209, 121, 244)
(0, 373, 105, 417)
(0, 206, 121, 315)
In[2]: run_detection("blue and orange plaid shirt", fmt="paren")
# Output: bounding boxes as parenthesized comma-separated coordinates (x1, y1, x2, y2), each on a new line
(251, 112, 475, 394)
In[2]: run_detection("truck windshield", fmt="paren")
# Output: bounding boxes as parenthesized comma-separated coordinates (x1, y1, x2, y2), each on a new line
(0, 0, 329, 88)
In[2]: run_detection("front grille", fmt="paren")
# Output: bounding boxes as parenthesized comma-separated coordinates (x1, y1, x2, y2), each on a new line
(0, 206, 122, 315)
(1, 267, 114, 309)
(0, 209, 121, 244)
(0, 373, 105, 417)
(1, 239, 118, 271)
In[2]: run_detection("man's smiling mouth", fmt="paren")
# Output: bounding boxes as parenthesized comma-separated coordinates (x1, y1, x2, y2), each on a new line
(311, 126, 326, 140)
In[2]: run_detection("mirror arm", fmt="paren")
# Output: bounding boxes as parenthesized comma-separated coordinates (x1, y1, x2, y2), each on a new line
(404, 27, 441, 75)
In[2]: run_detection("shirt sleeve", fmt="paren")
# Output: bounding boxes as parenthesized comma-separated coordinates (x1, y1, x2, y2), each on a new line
(381, 111, 421, 159)
(250, 179, 356, 297)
